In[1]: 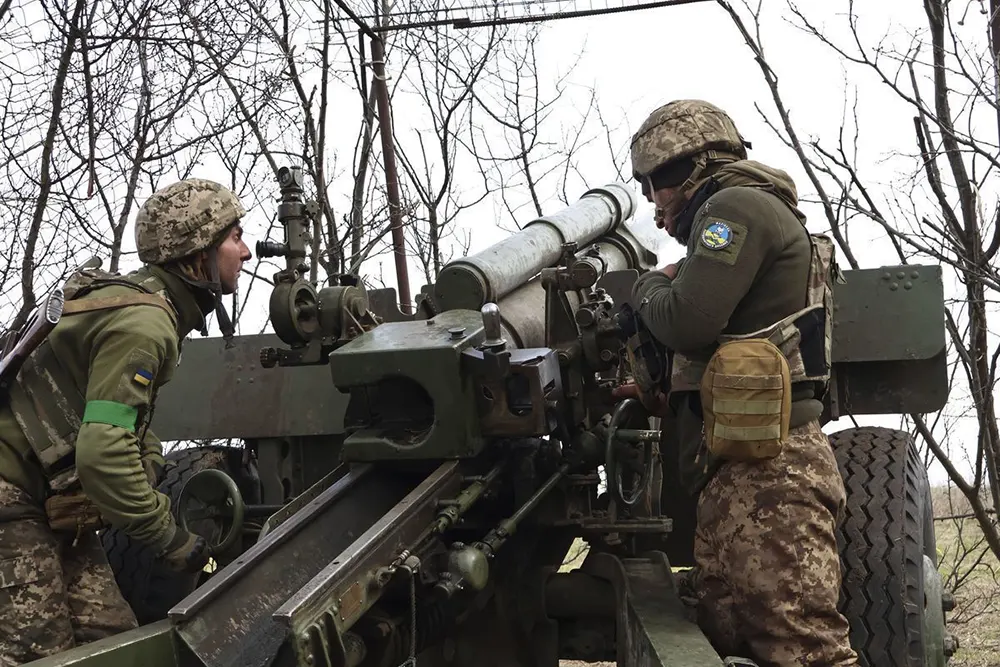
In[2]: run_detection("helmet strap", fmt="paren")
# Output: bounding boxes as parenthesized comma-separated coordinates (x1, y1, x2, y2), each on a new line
(206, 246, 236, 348)
(678, 152, 709, 198)
(165, 244, 236, 346)
(673, 177, 721, 244)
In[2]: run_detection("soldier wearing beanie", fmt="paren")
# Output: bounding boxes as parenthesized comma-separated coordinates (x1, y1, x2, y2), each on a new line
(0, 178, 251, 662)
(615, 100, 858, 667)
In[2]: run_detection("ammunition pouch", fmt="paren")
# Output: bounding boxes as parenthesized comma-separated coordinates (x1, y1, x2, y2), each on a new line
(44, 487, 103, 536)
(700, 339, 791, 462)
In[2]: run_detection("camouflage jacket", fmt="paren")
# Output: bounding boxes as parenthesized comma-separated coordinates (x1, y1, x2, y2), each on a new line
(0, 264, 210, 553)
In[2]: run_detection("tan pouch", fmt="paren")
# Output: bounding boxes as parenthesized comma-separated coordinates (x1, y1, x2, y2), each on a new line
(44, 489, 103, 538)
(700, 339, 792, 462)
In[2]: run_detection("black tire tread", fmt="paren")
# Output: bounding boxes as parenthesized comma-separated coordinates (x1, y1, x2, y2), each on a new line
(829, 426, 928, 667)
(99, 446, 232, 624)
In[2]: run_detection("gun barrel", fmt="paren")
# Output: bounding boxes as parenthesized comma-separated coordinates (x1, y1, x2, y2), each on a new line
(497, 229, 650, 348)
(435, 183, 638, 312)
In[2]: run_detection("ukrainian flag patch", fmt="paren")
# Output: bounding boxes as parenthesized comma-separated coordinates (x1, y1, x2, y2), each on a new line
(133, 368, 153, 386)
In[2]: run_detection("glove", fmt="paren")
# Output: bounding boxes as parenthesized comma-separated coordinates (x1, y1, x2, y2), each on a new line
(160, 527, 211, 573)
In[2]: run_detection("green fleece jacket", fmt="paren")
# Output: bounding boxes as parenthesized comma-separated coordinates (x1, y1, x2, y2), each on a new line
(632, 160, 816, 494)
(632, 160, 813, 352)
(0, 265, 209, 553)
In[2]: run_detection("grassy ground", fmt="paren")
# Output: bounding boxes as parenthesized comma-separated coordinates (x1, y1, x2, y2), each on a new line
(931, 487, 1000, 667)
(557, 486, 1000, 667)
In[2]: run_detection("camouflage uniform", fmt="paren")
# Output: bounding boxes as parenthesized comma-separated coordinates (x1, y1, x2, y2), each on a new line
(0, 179, 244, 663)
(628, 100, 858, 667)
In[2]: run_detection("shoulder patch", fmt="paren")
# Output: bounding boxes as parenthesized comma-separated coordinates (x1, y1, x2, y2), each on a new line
(692, 218, 748, 266)
(701, 220, 733, 250)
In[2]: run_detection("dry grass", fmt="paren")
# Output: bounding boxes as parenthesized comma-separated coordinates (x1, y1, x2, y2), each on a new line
(556, 488, 1000, 667)
(931, 486, 1000, 667)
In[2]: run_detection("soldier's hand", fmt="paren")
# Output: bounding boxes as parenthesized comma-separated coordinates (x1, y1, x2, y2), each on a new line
(161, 528, 210, 573)
(662, 263, 679, 279)
(612, 382, 670, 417)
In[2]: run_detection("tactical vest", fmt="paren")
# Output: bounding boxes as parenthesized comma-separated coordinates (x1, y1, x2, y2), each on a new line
(668, 232, 842, 398)
(6, 266, 178, 493)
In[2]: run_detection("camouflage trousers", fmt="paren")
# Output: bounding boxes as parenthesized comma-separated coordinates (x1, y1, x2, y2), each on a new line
(0, 477, 137, 665)
(692, 420, 858, 667)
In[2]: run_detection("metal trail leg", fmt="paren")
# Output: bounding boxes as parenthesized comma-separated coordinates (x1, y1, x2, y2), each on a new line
(583, 551, 723, 667)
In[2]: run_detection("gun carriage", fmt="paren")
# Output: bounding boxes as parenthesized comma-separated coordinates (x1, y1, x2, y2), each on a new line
(29, 166, 954, 667)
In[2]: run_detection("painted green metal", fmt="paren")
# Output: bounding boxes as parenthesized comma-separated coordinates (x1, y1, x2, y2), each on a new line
(830, 265, 945, 363)
(582, 552, 722, 667)
(328, 309, 488, 461)
(23, 620, 179, 667)
(148, 264, 948, 443)
(826, 264, 949, 416)
(150, 333, 348, 441)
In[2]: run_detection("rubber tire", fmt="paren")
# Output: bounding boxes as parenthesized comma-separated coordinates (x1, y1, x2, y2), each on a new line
(99, 445, 259, 625)
(828, 426, 937, 667)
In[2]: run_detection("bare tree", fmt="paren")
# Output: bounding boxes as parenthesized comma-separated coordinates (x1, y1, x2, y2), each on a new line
(384, 3, 505, 283)
(0, 0, 266, 333)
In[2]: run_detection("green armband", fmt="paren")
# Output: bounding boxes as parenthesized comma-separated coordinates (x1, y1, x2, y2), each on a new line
(82, 400, 138, 431)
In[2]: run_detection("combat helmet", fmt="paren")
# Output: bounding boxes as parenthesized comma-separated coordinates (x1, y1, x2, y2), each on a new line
(630, 99, 749, 194)
(134, 178, 246, 342)
(135, 178, 245, 264)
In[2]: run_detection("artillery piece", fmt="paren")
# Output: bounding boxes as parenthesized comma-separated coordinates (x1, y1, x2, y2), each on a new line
(33, 165, 954, 667)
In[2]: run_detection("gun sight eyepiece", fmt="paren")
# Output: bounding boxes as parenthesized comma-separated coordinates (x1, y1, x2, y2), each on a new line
(256, 241, 289, 258)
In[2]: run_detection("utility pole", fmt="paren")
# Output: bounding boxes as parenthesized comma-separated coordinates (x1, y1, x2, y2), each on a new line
(369, 35, 412, 314)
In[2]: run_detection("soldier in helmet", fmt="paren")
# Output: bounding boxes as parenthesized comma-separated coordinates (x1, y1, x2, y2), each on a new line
(0, 178, 251, 662)
(615, 100, 859, 666)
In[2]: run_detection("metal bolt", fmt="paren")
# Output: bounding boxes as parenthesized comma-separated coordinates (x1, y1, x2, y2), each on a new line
(449, 326, 466, 339)
(600, 349, 614, 362)
(882, 272, 892, 280)
(943, 633, 959, 656)
(904, 281, 913, 290)
(896, 270, 905, 279)
(890, 282, 899, 291)
(911, 271, 919, 279)
(575, 309, 595, 327)
(942, 591, 956, 612)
